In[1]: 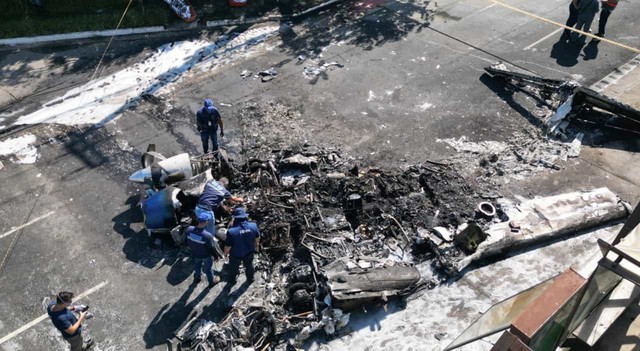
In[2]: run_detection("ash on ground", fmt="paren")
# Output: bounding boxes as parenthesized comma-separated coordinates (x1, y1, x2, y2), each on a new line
(173, 143, 505, 350)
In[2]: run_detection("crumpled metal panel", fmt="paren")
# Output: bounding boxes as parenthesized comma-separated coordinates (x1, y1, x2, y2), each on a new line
(323, 257, 420, 309)
(457, 188, 628, 272)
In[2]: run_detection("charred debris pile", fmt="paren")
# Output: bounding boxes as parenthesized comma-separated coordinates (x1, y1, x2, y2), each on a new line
(166, 145, 517, 350)
(133, 143, 629, 350)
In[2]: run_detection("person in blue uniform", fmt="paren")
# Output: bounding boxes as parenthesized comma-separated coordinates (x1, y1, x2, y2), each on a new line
(186, 212, 220, 285)
(195, 177, 243, 236)
(224, 207, 261, 284)
(196, 99, 224, 154)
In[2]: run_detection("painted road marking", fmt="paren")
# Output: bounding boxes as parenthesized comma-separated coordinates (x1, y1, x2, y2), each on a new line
(591, 54, 640, 92)
(472, 3, 496, 16)
(524, 28, 563, 51)
(0, 281, 109, 345)
(490, 0, 640, 54)
(0, 211, 55, 240)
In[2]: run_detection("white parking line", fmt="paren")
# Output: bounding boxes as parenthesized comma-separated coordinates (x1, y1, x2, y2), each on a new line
(0, 281, 109, 345)
(524, 28, 563, 51)
(474, 3, 496, 16)
(0, 211, 56, 240)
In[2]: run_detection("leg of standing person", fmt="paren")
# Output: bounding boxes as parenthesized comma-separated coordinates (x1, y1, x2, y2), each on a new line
(193, 257, 204, 282)
(243, 253, 255, 282)
(563, 2, 579, 38)
(597, 7, 612, 36)
(203, 256, 216, 284)
(200, 131, 210, 154)
(572, 13, 595, 44)
(67, 334, 84, 351)
(211, 129, 219, 152)
(581, 13, 596, 41)
(227, 255, 241, 283)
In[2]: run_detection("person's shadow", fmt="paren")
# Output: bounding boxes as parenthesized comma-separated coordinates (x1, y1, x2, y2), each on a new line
(583, 39, 600, 60)
(165, 252, 194, 286)
(143, 281, 212, 348)
(550, 37, 584, 67)
(197, 279, 253, 323)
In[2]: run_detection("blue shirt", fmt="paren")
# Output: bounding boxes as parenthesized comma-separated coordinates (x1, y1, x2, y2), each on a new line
(186, 226, 215, 258)
(47, 302, 80, 339)
(196, 107, 221, 132)
(196, 180, 231, 211)
(225, 220, 260, 258)
(141, 187, 178, 230)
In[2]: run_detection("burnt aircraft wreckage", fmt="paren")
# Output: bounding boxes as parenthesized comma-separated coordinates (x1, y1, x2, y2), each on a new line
(129, 145, 426, 350)
(128, 144, 631, 350)
(484, 63, 640, 138)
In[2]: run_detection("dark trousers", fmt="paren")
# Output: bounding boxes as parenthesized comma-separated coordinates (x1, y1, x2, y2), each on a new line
(572, 11, 597, 43)
(200, 129, 218, 154)
(563, 2, 579, 37)
(227, 253, 254, 282)
(193, 256, 215, 283)
(598, 6, 613, 35)
(67, 333, 92, 351)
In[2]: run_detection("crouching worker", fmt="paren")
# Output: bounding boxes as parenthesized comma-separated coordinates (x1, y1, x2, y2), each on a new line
(224, 207, 261, 284)
(196, 176, 243, 238)
(47, 291, 94, 351)
(186, 212, 221, 286)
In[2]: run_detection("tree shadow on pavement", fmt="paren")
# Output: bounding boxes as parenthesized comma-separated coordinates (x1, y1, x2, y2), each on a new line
(550, 37, 583, 67)
(63, 128, 110, 170)
(277, 1, 432, 82)
(143, 281, 212, 349)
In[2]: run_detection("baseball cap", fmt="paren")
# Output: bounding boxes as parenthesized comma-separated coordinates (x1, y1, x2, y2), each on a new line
(232, 207, 249, 219)
(197, 212, 213, 222)
(204, 99, 215, 112)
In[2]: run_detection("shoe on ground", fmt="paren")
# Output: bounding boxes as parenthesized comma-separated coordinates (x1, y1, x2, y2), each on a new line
(82, 339, 95, 350)
(208, 276, 221, 286)
(193, 277, 201, 284)
(595, 32, 604, 38)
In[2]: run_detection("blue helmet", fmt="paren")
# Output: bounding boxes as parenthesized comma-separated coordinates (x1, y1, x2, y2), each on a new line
(197, 212, 213, 222)
(203, 99, 215, 112)
(232, 207, 249, 219)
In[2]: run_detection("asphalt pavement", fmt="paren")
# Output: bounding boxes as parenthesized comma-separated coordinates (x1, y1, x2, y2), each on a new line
(1, 0, 640, 350)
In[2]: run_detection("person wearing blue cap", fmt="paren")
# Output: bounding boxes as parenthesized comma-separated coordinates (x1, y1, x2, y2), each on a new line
(196, 176, 243, 237)
(196, 99, 224, 154)
(185, 211, 220, 285)
(224, 207, 261, 284)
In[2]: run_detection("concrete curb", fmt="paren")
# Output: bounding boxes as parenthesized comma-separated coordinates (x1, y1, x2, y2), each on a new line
(207, 0, 344, 27)
(0, 26, 166, 46)
(590, 54, 640, 93)
(0, 0, 345, 47)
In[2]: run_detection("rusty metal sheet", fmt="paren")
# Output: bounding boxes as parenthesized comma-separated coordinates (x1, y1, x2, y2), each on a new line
(490, 330, 533, 351)
(511, 268, 586, 344)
